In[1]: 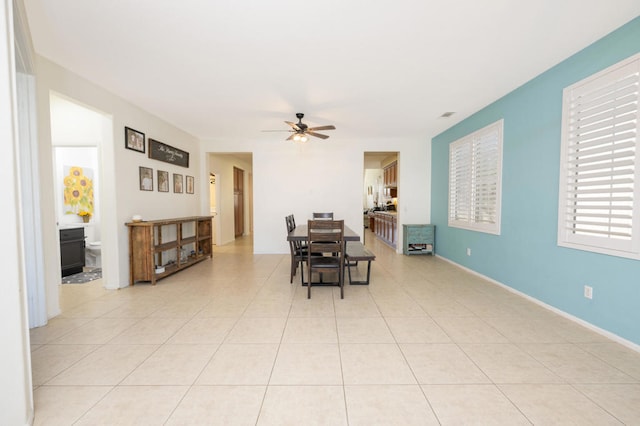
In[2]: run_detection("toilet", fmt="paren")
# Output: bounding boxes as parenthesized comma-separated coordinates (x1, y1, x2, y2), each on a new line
(86, 241, 102, 268)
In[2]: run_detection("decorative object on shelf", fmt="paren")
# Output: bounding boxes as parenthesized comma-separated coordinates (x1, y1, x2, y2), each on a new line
(157, 170, 169, 192)
(139, 166, 153, 191)
(186, 176, 194, 194)
(132, 215, 142, 222)
(148, 138, 189, 167)
(125, 126, 145, 153)
(78, 210, 91, 223)
(63, 166, 94, 219)
(173, 173, 183, 193)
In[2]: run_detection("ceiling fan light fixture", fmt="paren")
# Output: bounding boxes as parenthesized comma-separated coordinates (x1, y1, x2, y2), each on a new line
(293, 133, 308, 142)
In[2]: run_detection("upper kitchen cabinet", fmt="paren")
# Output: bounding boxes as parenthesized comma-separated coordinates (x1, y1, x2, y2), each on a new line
(383, 160, 397, 197)
(383, 161, 397, 188)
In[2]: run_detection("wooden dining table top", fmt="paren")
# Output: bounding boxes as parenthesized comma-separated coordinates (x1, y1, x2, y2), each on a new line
(287, 224, 361, 242)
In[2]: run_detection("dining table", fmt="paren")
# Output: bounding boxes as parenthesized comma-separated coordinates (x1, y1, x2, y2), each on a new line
(287, 223, 361, 286)
(286, 224, 361, 243)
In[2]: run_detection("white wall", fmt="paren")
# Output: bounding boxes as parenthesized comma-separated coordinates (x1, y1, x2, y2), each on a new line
(201, 137, 431, 254)
(35, 57, 203, 293)
(1, 1, 33, 424)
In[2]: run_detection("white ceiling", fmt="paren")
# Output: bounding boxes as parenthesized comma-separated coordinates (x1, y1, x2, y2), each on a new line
(24, 1, 640, 142)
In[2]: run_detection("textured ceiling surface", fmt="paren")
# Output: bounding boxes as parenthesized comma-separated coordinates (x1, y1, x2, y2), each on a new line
(24, 1, 640, 142)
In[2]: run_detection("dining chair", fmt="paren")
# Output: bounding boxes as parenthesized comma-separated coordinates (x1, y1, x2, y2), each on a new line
(306, 219, 345, 299)
(286, 215, 301, 283)
(312, 212, 334, 220)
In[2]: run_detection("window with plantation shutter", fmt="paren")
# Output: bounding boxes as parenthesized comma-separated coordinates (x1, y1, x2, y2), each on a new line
(448, 120, 503, 235)
(558, 54, 640, 259)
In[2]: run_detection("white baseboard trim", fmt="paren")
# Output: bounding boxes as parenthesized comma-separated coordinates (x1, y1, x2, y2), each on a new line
(436, 254, 640, 354)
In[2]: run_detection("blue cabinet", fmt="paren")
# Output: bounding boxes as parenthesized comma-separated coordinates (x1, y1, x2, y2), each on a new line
(402, 224, 435, 255)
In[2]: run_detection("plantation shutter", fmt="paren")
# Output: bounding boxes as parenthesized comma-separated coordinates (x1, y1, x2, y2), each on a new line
(558, 55, 640, 257)
(448, 120, 503, 234)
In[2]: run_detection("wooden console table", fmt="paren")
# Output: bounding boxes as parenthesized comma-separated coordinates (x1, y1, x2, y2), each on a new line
(126, 216, 213, 285)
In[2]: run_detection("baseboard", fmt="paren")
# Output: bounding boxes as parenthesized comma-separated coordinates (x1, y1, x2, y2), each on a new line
(435, 254, 640, 353)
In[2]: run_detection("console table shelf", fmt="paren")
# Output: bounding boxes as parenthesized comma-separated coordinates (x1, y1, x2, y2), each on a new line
(402, 224, 435, 255)
(126, 216, 213, 285)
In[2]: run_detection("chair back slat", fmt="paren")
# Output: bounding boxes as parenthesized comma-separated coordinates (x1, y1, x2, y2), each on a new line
(312, 212, 334, 220)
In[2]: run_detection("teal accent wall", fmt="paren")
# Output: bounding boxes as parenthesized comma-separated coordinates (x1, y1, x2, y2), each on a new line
(431, 17, 640, 345)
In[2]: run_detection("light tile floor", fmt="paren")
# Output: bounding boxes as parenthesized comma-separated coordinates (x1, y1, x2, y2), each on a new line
(31, 232, 640, 425)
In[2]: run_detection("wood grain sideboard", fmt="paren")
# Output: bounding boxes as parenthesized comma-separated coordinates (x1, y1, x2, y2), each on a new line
(126, 216, 212, 285)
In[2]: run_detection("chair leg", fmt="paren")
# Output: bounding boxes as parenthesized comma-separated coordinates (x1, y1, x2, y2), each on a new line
(307, 268, 312, 299)
(290, 257, 296, 283)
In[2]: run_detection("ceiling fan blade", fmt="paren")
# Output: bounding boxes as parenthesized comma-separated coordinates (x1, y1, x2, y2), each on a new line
(285, 134, 296, 141)
(307, 125, 336, 131)
(306, 131, 330, 139)
(285, 121, 301, 131)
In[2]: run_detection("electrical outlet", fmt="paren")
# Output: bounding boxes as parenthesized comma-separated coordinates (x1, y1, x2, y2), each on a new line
(466, 248, 471, 256)
(584, 285, 593, 299)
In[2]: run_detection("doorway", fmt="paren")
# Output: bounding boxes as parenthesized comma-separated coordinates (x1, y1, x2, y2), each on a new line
(209, 173, 217, 245)
(234, 166, 244, 237)
(208, 153, 253, 246)
(50, 94, 108, 283)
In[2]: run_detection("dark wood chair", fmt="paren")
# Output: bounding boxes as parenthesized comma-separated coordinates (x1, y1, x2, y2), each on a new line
(312, 212, 334, 220)
(286, 215, 301, 283)
(306, 219, 345, 299)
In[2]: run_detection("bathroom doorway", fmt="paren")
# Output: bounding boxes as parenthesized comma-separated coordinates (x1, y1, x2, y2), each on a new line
(50, 94, 107, 282)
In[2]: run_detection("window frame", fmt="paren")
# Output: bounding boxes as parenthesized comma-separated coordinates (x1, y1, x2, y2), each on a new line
(557, 53, 640, 260)
(448, 119, 504, 235)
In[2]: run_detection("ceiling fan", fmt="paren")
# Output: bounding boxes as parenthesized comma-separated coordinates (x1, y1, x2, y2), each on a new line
(263, 113, 336, 141)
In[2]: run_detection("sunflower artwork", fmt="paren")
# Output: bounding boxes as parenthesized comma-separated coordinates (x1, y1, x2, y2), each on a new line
(63, 166, 94, 222)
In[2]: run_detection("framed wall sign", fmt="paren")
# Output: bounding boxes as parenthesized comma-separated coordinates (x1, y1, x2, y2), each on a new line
(125, 127, 145, 153)
(148, 138, 189, 167)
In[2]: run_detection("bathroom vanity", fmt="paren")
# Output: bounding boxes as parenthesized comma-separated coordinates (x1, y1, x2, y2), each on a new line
(60, 227, 85, 276)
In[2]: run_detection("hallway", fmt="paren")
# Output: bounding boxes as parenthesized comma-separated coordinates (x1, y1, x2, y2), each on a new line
(30, 232, 640, 425)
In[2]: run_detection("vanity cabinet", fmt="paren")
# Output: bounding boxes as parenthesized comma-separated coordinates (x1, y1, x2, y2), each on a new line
(60, 227, 85, 277)
(126, 216, 213, 285)
(402, 224, 435, 255)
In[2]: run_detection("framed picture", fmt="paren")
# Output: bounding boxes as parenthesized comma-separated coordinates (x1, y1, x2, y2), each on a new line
(139, 166, 153, 191)
(125, 127, 145, 153)
(148, 138, 189, 167)
(186, 176, 194, 194)
(173, 173, 183, 193)
(157, 170, 169, 192)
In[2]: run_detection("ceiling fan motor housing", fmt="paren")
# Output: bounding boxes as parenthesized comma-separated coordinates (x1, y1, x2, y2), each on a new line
(296, 113, 307, 131)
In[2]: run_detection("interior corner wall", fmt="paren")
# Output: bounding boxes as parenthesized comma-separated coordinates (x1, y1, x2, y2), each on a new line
(202, 136, 430, 254)
(431, 17, 640, 345)
(35, 56, 202, 293)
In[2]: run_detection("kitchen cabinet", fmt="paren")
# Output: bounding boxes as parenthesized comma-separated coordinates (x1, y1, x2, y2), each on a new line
(402, 224, 435, 255)
(373, 212, 397, 248)
(126, 216, 213, 285)
(383, 161, 397, 188)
